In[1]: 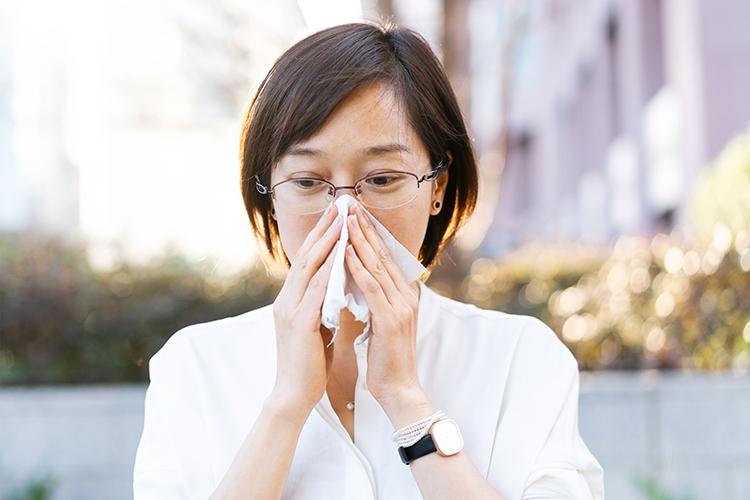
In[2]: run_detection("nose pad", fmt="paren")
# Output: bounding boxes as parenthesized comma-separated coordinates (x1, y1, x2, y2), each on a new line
(329, 186, 361, 203)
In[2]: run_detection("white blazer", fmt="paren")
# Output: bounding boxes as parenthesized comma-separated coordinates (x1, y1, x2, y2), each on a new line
(134, 282, 604, 499)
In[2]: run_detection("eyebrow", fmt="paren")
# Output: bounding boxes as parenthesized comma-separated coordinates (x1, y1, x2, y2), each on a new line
(285, 143, 412, 157)
(286, 146, 320, 157)
(364, 143, 412, 156)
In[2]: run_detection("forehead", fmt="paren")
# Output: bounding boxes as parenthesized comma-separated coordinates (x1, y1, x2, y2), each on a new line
(277, 84, 426, 166)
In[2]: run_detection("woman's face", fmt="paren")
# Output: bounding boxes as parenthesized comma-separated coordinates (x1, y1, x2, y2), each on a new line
(271, 83, 448, 262)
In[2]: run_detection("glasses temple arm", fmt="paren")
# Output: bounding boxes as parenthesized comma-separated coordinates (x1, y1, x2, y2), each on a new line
(254, 175, 270, 195)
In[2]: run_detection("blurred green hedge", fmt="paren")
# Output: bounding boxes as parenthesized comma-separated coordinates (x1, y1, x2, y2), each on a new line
(2, 228, 750, 385)
(0, 235, 282, 385)
(429, 232, 750, 371)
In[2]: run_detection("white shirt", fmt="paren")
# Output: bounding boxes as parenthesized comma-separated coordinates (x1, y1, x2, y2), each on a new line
(133, 282, 604, 500)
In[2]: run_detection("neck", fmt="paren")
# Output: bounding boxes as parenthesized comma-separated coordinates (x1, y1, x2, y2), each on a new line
(334, 309, 365, 347)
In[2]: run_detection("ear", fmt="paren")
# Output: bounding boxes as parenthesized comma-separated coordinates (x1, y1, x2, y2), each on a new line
(270, 203, 277, 221)
(430, 152, 451, 216)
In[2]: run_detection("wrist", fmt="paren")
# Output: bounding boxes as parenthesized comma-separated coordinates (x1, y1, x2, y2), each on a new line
(264, 390, 317, 426)
(397, 417, 464, 465)
(378, 385, 435, 430)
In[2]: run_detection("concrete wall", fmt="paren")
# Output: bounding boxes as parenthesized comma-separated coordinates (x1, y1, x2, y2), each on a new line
(1, 372, 749, 499)
(0, 385, 145, 500)
(579, 371, 750, 500)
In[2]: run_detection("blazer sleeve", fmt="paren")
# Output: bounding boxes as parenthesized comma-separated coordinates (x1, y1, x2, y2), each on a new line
(133, 333, 215, 500)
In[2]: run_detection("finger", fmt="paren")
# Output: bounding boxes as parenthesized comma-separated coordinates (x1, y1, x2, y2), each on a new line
(294, 203, 337, 259)
(285, 213, 342, 302)
(347, 213, 399, 301)
(354, 205, 410, 292)
(297, 243, 337, 317)
(346, 207, 402, 301)
(345, 243, 393, 313)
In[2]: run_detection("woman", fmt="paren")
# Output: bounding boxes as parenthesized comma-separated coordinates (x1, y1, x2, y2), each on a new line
(134, 23, 604, 500)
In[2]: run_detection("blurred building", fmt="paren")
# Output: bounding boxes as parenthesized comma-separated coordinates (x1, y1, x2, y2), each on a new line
(4, 0, 749, 260)
(483, 0, 750, 253)
(0, 0, 306, 269)
(0, 8, 79, 238)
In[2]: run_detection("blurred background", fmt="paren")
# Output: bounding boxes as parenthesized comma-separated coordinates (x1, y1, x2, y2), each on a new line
(1, 0, 749, 499)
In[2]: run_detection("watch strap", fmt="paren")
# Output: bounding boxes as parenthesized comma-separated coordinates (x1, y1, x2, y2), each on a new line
(398, 434, 437, 465)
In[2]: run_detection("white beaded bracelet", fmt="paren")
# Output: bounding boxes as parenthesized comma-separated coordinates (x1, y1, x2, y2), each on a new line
(392, 410, 446, 448)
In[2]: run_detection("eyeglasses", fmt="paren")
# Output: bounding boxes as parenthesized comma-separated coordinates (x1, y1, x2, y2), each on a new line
(254, 163, 448, 215)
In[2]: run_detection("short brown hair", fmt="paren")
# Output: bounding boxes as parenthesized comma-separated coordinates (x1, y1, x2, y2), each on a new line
(240, 22, 478, 268)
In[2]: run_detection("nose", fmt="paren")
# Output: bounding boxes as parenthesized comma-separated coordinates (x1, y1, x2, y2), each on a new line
(329, 184, 360, 201)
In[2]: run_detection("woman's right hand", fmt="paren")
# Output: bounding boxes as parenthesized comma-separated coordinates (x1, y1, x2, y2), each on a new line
(269, 204, 342, 414)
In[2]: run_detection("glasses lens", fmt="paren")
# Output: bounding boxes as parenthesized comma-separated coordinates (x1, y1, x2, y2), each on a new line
(273, 179, 332, 215)
(357, 172, 418, 209)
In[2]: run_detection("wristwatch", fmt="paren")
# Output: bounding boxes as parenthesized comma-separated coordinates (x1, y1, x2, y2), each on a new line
(398, 419, 464, 465)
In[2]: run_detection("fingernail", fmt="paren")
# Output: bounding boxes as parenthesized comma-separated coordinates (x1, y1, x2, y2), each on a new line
(324, 204, 333, 216)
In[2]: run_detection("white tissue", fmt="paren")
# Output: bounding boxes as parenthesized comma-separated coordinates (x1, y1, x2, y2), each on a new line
(321, 195, 426, 344)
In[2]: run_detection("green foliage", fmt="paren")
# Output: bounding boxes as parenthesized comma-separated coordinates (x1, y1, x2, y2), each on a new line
(3, 226, 749, 385)
(3, 474, 57, 500)
(691, 125, 750, 240)
(0, 235, 282, 385)
(428, 232, 750, 370)
(634, 475, 697, 500)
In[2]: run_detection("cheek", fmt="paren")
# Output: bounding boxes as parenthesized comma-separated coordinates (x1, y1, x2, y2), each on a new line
(275, 212, 321, 260)
(370, 199, 432, 257)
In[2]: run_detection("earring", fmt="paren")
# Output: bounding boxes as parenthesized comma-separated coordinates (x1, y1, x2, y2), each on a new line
(433, 201, 441, 210)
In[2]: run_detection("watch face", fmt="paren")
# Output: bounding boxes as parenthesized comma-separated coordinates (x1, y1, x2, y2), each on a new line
(432, 419, 463, 456)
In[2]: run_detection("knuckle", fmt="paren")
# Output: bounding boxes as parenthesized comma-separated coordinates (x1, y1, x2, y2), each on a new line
(360, 213, 373, 231)
(377, 246, 392, 262)
(374, 260, 387, 275)
(366, 278, 381, 294)
(293, 256, 308, 270)
(308, 273, 324, 289)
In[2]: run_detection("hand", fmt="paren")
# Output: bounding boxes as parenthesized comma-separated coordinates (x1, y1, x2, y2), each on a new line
(270, 204, 341, 413)
(344, 204, 425, 412)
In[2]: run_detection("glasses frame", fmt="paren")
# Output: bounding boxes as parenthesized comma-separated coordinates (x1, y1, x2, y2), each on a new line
(254, 162, 448, 214)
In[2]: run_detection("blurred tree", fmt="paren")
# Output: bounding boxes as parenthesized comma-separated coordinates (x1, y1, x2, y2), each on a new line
(153, 0, 304, 122)
(175, 0, 256, 118)
(442, 0, 472, 117)
(375, 0, 396, 22)
(438, 0, 529, 254)
(691, 125, 750, 240)
(465, 0, 529, 250)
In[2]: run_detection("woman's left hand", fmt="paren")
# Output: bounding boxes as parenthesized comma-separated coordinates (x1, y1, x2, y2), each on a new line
(344, 204, 432, 420)
(344, 206, 506, 500)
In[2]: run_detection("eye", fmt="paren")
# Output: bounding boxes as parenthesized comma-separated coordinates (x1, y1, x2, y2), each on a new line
(363, 173, 406, 188)
(289, 178, 327, 190)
